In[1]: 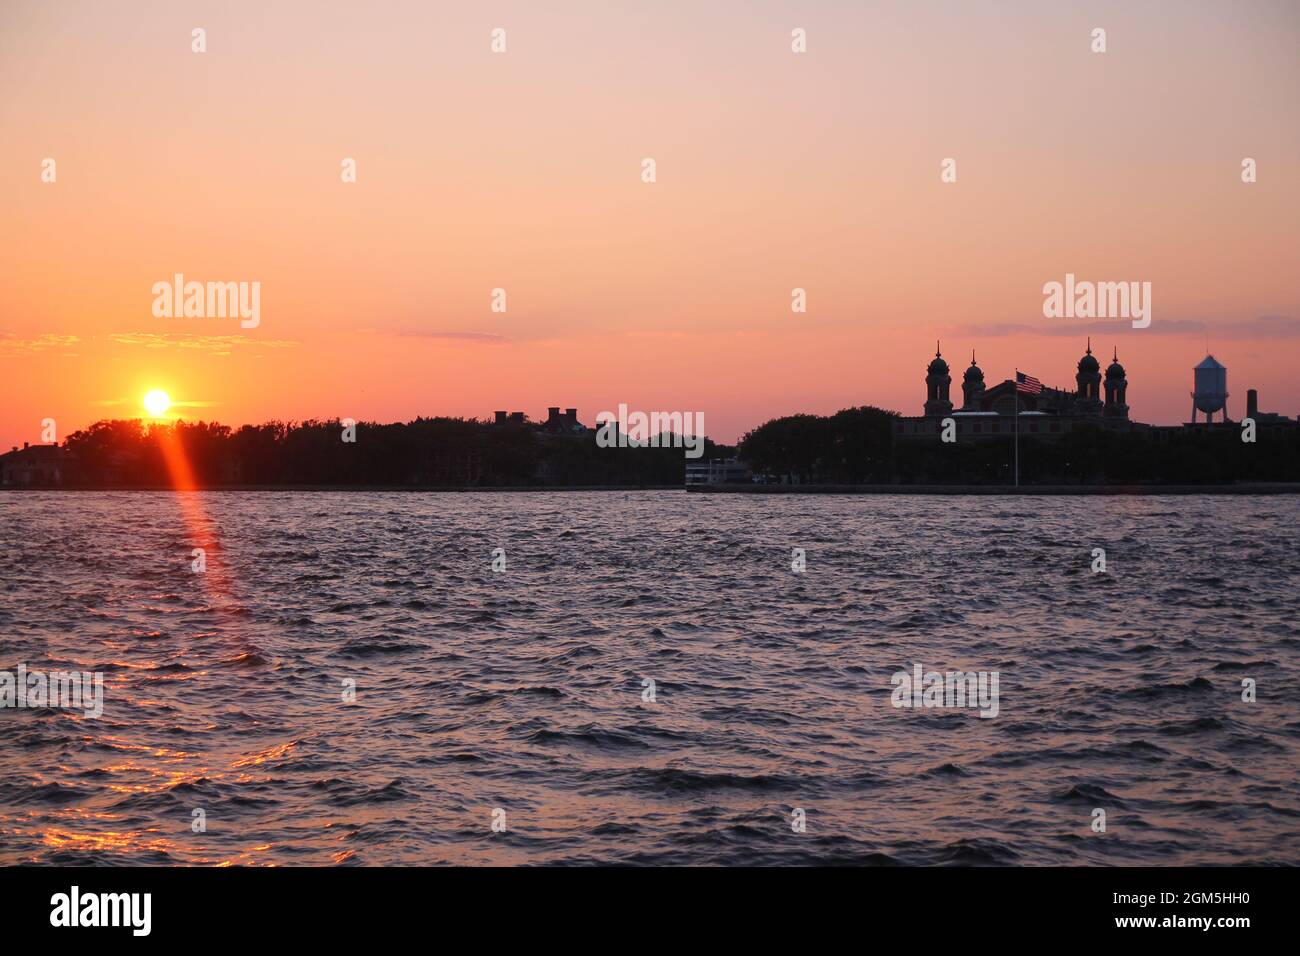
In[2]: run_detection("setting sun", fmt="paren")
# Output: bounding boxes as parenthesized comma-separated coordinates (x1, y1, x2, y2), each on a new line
(142, 390, 171, 418)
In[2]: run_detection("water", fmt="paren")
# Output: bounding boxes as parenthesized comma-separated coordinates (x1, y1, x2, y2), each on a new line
(1, 491, 1297, 865)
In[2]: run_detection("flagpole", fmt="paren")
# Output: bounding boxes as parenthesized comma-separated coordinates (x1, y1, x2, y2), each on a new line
(1014, 368, 1019, 488)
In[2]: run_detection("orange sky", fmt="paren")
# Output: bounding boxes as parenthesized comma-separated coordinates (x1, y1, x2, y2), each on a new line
(2, 0, 1298, 447)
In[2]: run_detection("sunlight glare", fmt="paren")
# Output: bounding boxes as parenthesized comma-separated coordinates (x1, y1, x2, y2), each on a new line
(143, 390, 171, 417)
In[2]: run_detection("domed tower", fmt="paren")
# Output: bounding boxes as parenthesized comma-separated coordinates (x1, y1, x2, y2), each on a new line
(924, 342, 952, 416)
(1103, 347, 1129, 419)
(961, 350, 985, 409)
(1075, 338, 1102, 413)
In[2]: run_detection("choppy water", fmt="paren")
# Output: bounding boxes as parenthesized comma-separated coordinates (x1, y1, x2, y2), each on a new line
(1, 491, 1297, 866)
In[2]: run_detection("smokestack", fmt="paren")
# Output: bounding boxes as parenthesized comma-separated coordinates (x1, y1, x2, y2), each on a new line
(547, 406, 560, 424)
(494, 411, 507, 424)
(23, 442, 29, 450)
(1247, 389, 1258, 419)
(565, 408, 577, 423)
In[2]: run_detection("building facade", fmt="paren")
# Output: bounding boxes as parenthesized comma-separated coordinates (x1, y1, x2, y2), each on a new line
(897, 341, 1138, 441)
(685, 458, 751, 487)
(0, 443, 67, 486)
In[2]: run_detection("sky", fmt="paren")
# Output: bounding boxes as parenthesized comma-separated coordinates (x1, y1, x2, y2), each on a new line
(2, 0, 1298, 447)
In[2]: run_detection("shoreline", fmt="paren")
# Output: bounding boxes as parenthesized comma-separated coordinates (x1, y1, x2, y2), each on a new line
(688, 483, 1300, 495)
(0, 484, 684, 493)
(2, 482, 1299, 494)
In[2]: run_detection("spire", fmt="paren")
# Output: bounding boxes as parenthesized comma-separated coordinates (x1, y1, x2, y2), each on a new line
(1112, 346, 1118, 361)
(971, 349, 976, 365)
(935, 340, 941, 357)
(1086, 336, 1092, 355)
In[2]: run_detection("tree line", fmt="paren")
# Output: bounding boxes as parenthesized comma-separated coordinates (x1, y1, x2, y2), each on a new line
(57, 417, 732, 487)
(37, 409, 1300, 487)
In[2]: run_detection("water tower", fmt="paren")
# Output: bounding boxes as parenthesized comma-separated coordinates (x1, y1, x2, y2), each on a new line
(1191, 354, 1228, 423)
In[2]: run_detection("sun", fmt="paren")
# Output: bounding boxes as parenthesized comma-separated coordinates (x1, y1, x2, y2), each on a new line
(143, 389, 172, 417)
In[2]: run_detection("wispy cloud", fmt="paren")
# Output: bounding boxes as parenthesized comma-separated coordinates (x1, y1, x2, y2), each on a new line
(107, 333, 298, 351)
(0, 333, 79, 355)
(392, 330, 507, 343)
(1249, 315, 1300, 338)
(944, 316, 1297, 340)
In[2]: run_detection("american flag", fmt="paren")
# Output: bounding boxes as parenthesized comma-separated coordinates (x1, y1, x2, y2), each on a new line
(1016, 371, 1042, 394)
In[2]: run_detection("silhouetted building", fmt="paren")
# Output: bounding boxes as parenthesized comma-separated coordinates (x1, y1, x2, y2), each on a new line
(1244, 388, 1295, 426)
(1104, 347, 1129, 419)
(424, 450, 485, 485)
(895, 342, 1300, 453)
(1075, 340, 1103, 414)
(542, 406, 586, 435)
(961, 350, 985, 408)
(898, 340, 1138, 441)
(0, 443, 66, 486)
(685, 458, 751, 486)
(493, 408, 588, 435)
(923, 343, 952, 416)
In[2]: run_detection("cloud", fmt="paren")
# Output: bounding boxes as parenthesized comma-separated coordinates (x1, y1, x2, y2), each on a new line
(1, 331, 298, 359)
(1250, 315, 1300, 337)
(393, 330, 507, 343)
(0, 333, 79, 355)
(107, 333, 298, 351)
(942, 322, 1049, 338)
(944, 316, 1296, 339)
